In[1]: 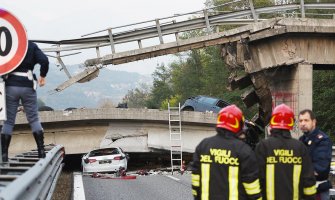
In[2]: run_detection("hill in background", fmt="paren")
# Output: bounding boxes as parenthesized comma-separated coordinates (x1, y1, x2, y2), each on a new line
(37, 63, 152, 110)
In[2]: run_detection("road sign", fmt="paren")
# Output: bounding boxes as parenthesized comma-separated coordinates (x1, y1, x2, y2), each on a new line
(0, 8, 28, 75)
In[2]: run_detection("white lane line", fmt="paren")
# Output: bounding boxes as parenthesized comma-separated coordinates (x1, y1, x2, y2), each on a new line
(166, 175, 180, 181)
(73, 172, 86, 200)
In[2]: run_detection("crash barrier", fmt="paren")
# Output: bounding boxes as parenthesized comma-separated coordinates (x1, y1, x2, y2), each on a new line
(0, 144, 65, 200)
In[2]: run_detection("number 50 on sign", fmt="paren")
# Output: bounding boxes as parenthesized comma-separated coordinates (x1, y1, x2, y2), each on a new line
(0, 8, 28, 75)
(0, 8, 28, 120)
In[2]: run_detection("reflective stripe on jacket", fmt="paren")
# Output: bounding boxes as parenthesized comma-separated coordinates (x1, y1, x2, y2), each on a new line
(191, 129, 262, 200)
(255, 130, 316, 200)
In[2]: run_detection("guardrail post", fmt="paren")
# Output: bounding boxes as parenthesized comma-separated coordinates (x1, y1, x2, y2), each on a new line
(300, 0, 305, 18)
(248, 0, 258, 22)
(108, 28, 116, 53)
(137, 40, 143, 49)
(203, 9, 211, 34)
(155, 19, 164, 44)
(173, 20, 179, 42)
(96, 47, 101, 58)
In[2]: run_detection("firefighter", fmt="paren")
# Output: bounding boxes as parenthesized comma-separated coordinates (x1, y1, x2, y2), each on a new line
(255, 104, 316, 200)
(191, 105, 262, 200)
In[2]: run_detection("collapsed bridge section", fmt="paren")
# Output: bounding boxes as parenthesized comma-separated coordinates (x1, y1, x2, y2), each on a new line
(222, 18, 335, 130)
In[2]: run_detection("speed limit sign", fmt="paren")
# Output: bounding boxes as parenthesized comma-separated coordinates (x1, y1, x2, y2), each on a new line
(0, 8, 28, 75)
(0, 9, 27, 120)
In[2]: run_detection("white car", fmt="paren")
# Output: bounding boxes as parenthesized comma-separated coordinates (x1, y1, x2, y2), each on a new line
(82, 147, 129, 173)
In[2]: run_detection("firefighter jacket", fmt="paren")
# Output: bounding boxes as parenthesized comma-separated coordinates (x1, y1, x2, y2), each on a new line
(191, 128, 262, 200)
(255, 130, 316, 200)
(299, 128, 333, 182)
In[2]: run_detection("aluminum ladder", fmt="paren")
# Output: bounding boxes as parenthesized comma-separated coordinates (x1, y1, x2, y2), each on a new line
(168, 103, 182, 174)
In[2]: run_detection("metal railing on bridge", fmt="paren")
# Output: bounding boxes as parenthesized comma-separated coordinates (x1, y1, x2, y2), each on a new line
(0, 145, 65, 200)
(36, 0, 335, 56)
(32, 0, 335, 92)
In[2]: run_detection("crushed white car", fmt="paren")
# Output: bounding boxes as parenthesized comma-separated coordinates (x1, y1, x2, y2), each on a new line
(82, 147, 129, 173)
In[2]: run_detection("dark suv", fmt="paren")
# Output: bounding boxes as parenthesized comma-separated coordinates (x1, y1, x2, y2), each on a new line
(181, 95, 230, 113)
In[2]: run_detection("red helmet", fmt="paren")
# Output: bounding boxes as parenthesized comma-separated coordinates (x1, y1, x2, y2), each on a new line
(270, 104, 294, 130)
(217, 105, 244, 133)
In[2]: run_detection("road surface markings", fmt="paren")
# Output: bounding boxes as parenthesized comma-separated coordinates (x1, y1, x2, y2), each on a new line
(166, 175, 180, 181)
(73, 172, 86, 200)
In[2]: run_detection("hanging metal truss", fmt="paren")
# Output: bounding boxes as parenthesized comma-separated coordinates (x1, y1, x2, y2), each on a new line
(32, 1, 335, 92)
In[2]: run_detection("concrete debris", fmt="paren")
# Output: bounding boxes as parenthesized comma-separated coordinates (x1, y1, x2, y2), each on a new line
(90, 172, 136, 180)
(85, 168, 191, 179)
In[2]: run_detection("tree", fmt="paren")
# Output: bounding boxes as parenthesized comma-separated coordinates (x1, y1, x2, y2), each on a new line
(146, 64, 174, 109)
(123, 83, 151, 108)
(97, 98, 115, 108)
(313, 70, 335, 139)
(170, 50, 204, 100)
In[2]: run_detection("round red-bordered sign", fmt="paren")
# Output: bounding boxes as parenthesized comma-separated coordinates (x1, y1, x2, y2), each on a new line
(0, 8, 28, 75)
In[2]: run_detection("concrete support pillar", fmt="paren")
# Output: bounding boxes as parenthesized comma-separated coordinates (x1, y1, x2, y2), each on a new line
(293, 63, 313, 137)
(296, 63, 313, 112)
(268, 63, 312, 137)
(269, 63, 313, 115)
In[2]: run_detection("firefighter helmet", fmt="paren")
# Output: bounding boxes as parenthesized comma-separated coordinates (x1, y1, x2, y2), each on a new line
(270, 104, 294, 130)
(217, 105, 244, 133)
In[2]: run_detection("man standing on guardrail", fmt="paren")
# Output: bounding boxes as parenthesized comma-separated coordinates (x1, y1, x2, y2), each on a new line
(299, 109, 333, 200)
(1, 41, 49, 161)
(191, 105, 262, 199)
(255, 104, 316, 199)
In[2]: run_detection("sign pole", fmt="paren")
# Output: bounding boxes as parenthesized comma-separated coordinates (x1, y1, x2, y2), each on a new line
(0, 8, 28, 163)
(0, 78, 4, 163)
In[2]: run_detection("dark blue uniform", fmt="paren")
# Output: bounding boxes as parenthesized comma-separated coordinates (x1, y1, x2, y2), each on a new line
(5, 41, 49, 88)
(300, 128, 332, 181)
(300, 128, 333, 194)
(2, 41, 48, 135)
(1, 41, 48, 161)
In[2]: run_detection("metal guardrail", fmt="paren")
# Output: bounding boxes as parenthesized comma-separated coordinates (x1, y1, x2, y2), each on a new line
(0, 145, 65, 200)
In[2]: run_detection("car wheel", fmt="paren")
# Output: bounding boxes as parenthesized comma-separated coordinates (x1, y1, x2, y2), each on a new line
(183, 107, 194, 111)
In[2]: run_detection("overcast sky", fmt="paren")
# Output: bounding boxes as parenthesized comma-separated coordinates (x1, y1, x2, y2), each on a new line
(2, 0, 207, 75)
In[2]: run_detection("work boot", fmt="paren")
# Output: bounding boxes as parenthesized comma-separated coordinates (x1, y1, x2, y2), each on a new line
(33, 131, 46, 158)
(1, 134, 11, 162)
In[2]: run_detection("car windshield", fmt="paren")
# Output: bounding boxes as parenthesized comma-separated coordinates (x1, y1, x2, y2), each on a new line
(199, 97, 217, 105)
(89, 148, 119, 157)
(217, 100, 229, 108)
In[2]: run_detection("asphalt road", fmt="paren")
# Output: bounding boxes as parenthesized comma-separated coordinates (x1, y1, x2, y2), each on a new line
(82, 173, 193, 200)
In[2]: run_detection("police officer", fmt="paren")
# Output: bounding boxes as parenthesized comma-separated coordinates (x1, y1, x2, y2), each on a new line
(191, 105, 262, 200)
(1, 41, 49, 161)
(255, 104, 316, 200)
(299, 109, 332, 200)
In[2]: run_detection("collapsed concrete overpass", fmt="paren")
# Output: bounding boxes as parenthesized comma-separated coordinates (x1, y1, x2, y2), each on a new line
(39, 17, 335, 129)
(11, 108, 217, 155)
(220, 17, 335, 127)
(12, 17, 335, 155)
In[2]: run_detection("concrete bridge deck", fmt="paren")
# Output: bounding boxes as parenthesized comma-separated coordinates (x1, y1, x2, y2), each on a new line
(11, 108, 217, 155)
